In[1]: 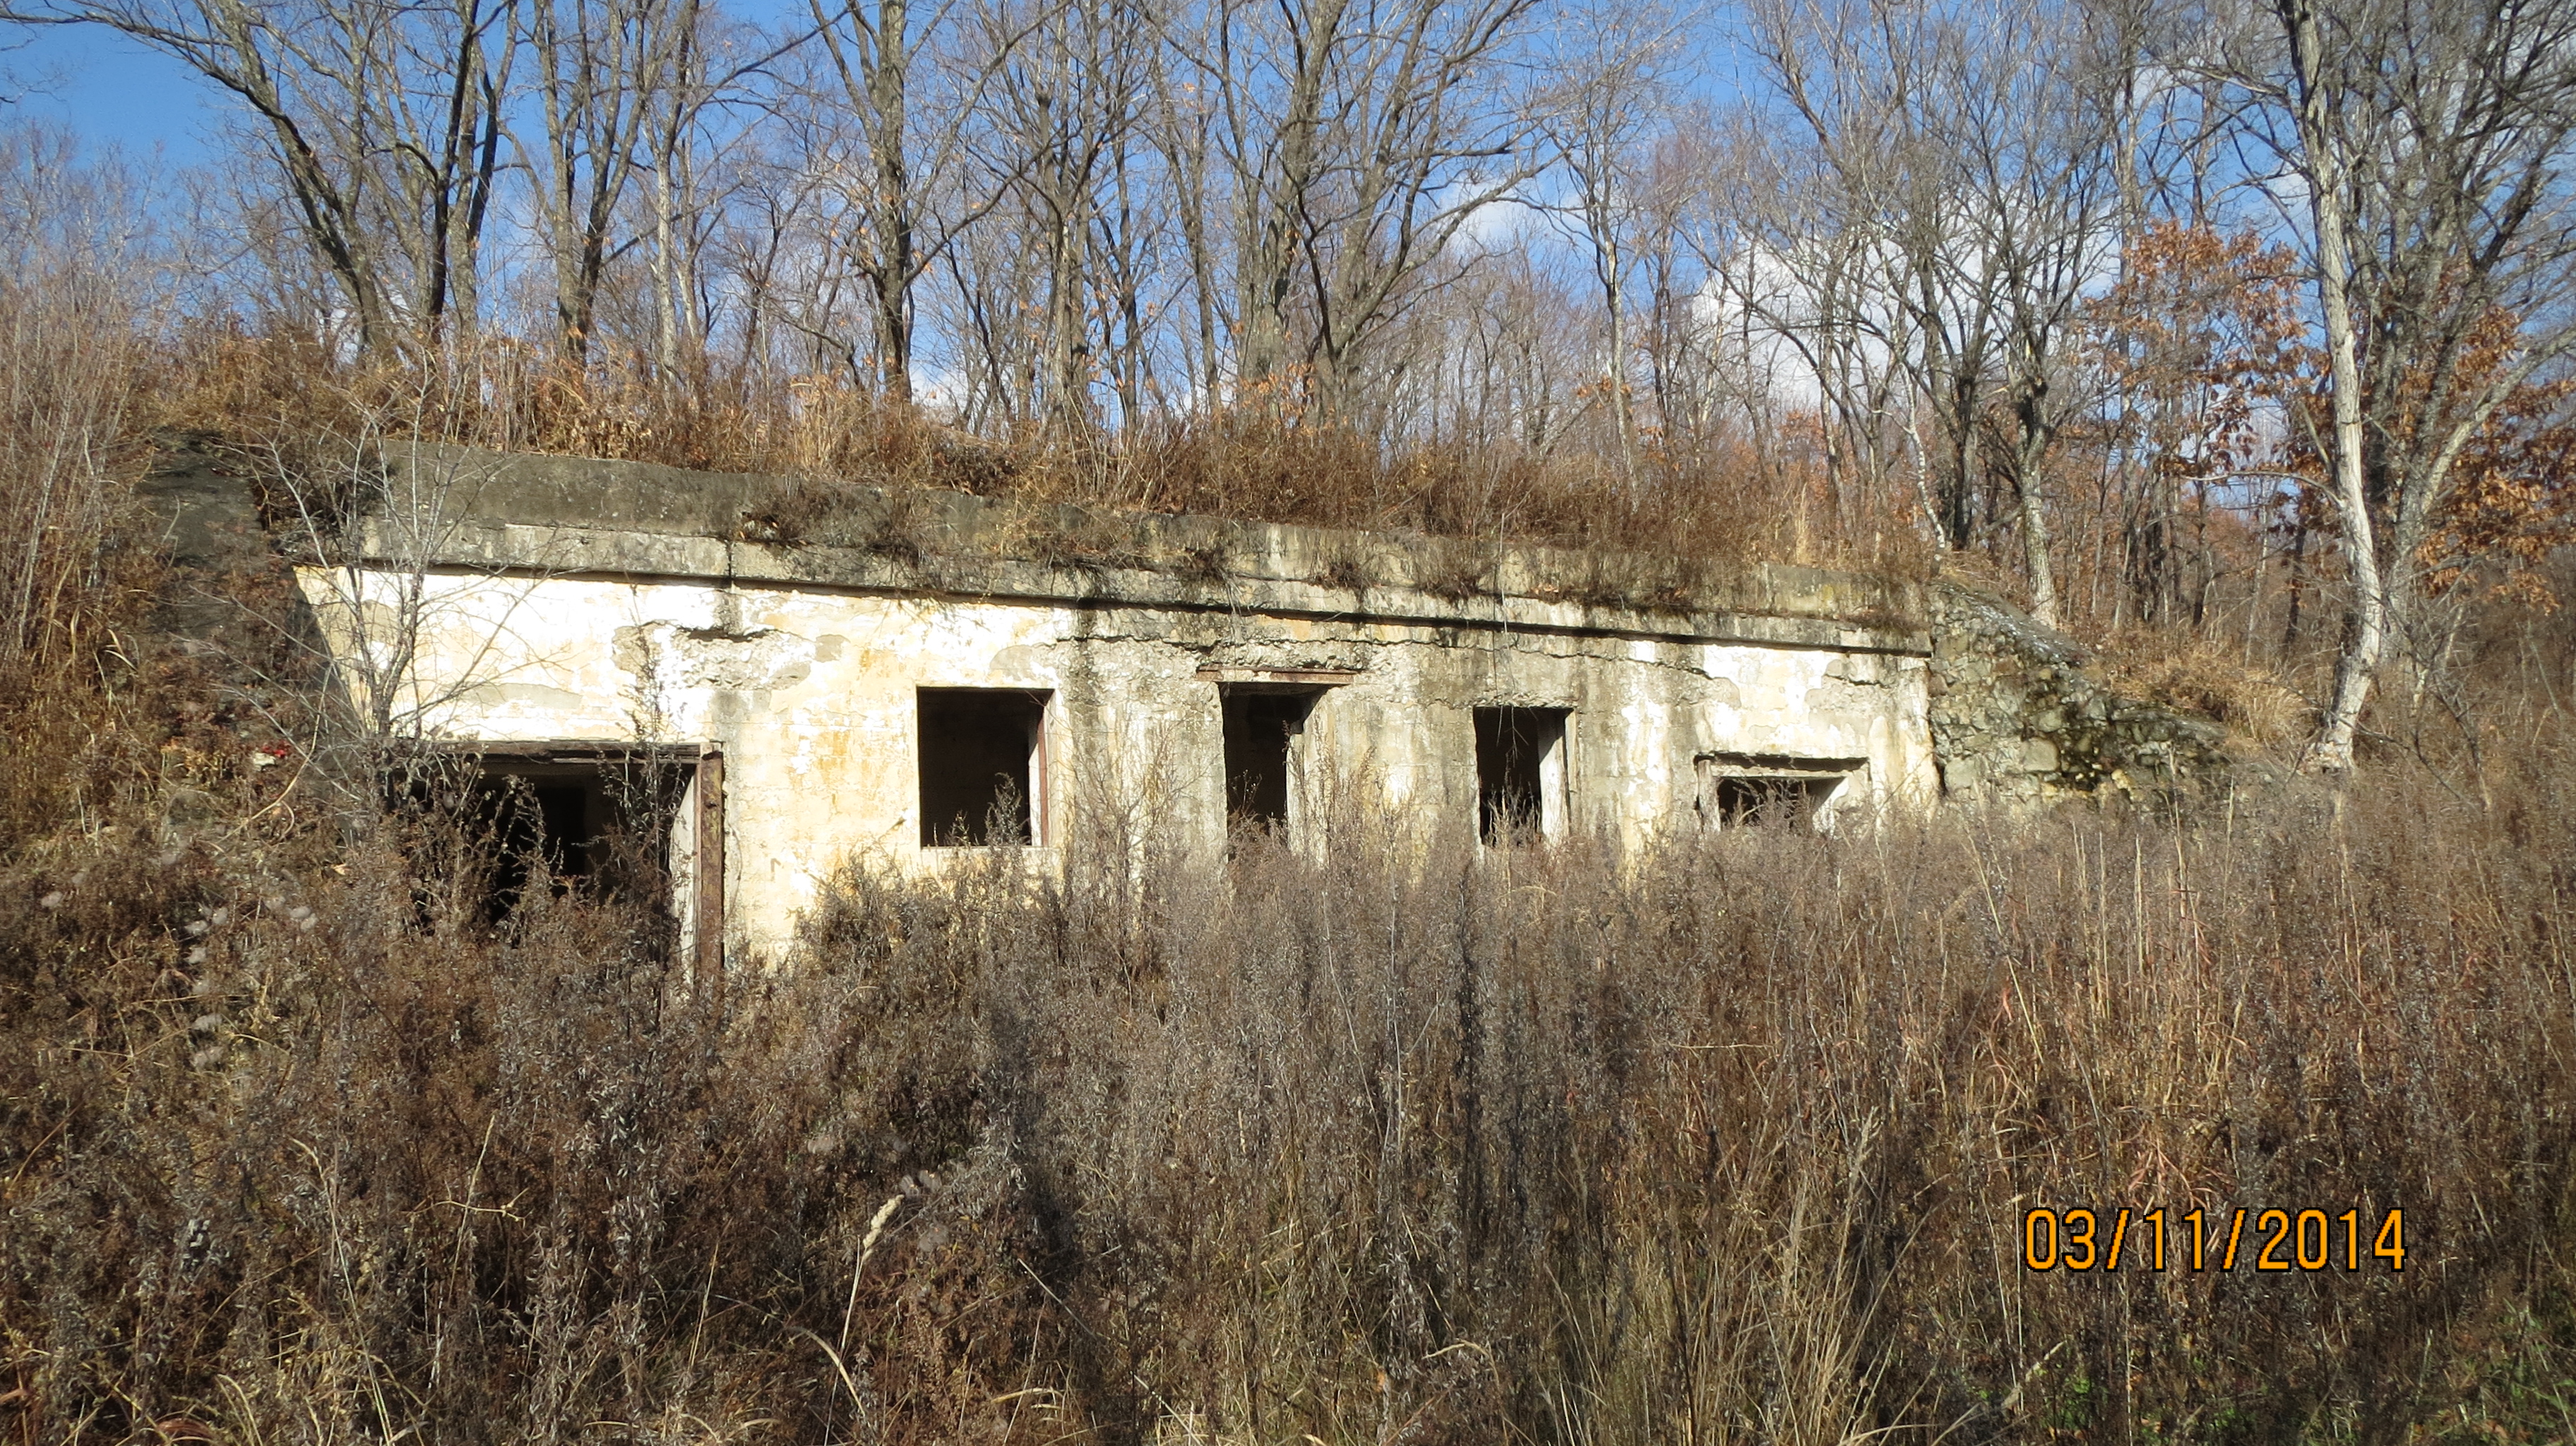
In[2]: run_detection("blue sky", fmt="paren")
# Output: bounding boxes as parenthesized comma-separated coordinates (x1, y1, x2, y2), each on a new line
(6, 20, 223, 162)
(3, 1, 825, 165)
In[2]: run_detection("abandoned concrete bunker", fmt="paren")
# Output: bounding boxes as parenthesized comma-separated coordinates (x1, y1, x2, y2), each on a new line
(304, 446, 1940, 962)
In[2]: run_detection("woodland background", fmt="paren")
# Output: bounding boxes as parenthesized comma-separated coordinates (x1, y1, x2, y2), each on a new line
(5, 0, 2576, 755)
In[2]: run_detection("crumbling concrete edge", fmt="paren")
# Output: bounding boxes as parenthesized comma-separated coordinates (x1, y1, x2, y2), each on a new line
(1928, 578, 2235, 806)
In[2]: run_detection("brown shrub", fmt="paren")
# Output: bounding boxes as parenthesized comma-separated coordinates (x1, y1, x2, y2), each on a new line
(2087, 626, 2313, 748)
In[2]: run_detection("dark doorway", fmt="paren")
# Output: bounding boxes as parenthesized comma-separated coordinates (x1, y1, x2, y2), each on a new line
(1474, 706, 1568, 844)
(919, 688, 1049, 845)
(1221, 688, 1316, 830)
(470, 757, 691, 921)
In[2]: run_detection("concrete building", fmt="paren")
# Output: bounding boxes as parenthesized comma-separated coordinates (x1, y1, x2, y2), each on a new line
(295, 445, 1940, 962)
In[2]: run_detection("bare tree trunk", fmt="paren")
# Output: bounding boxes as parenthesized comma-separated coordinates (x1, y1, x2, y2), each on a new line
(1945, 371, 1980, 551)
(809, 0, 1029, 405)
(1604, 249, 1638, 489)
(1142, 25, 1222, 412)
(2013, 375, 2059, 628)
(2284, 0, 2382, 774)
(865, 0, 914, 401)
(520, 0, 701, 366)
(1227, 0, 1345, 402)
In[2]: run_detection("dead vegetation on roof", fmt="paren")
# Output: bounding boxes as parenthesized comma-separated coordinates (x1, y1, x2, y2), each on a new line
(149, 331, 1931, 594)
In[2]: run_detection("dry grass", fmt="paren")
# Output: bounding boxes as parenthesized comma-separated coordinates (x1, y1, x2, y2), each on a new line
(136, 326, 1928, 583)
(2085, 627, 2315, 748)
(787, 769, 2576, 1444)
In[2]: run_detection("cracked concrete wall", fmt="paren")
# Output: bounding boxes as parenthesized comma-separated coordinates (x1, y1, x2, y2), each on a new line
(302, 569, 1938, 960)
(278, 444, 1942, 961)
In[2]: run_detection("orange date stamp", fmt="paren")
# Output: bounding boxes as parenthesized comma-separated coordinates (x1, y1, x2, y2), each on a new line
(2022, 1206, 2407, 1273)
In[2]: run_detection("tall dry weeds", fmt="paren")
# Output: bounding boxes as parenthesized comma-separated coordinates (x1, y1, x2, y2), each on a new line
(11, 709, 2575, 1443)
(786, 771, 2576, 1444)
(0, 126, 162, 672)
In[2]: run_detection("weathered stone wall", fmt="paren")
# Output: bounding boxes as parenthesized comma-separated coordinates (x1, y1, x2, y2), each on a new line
(1928, 580, 2230, 806)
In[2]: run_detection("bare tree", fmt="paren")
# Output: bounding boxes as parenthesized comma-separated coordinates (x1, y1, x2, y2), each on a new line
(1532, 0, 1686, 489)
(1735, 0, 1981, 551)
(2227, 0, 2576, 769)
(979, 0, 1152, 436)
(1736, 0, 2143, 626)
(1693, 104, 1921, 544)
(516, 0, 704, 364)
(1943, 0, 2135, 628)
(804, 0, 1031, 400)
(1193, 0, 1543, 420)
(1139, 3, 1227, 410)
(18, 0, 514, 356)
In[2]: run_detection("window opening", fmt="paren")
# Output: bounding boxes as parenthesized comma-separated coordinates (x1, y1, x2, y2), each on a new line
(1474, 706, 1568, 844)
(1712, 775, 1839, 828)
(1695, 753, 1863, 832)
(919, 688, 1049, 846)
(1221, 687, 1318, 831)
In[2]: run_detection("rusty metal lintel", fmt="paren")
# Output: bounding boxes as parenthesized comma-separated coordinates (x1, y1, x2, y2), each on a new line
(443, 739, 714, 765)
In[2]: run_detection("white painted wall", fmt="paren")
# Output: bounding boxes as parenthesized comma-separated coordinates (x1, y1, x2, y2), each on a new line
(304, 567, 1939, 960)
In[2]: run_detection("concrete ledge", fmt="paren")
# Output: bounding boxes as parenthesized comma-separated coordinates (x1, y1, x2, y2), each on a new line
(354, 443, 1932, 656)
